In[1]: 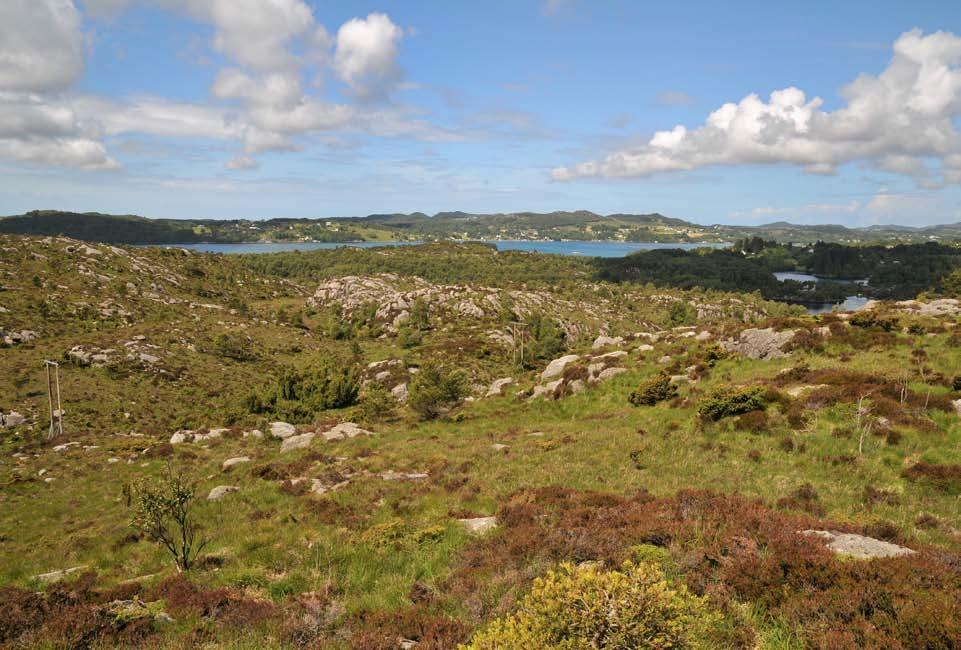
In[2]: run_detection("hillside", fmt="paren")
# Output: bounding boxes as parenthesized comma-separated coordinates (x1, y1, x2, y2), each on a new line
(5, 209, 961, 245)
(2, 235, 961, 648)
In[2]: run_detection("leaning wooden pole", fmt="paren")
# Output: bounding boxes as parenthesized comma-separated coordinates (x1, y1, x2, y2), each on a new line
(44, 360, 63, 440)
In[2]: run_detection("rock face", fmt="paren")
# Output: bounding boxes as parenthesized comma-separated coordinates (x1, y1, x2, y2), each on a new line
(269, 422, 297, 439)
(222, 457, 251, 470)
(391, 383, 409, 403)
(207, 485, 239, 501)
(280, 432, 316, 454)
(1, 329, 38, 347)
(322, 422, 372, 441)
(0, 412, 25, 428)
(722, 328, 796, 360)
(486, 377, 514, 397)
(592, 335, 624, 350)
(34, 565, 89, 584)
(801, 530, 915, 559)
(541, 354, 580, 381)
(595, 367, 627, 382)
(458, 516, 498, 535)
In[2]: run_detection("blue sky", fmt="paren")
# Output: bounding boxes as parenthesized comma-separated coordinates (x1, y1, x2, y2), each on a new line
(1, 0, 961, 226)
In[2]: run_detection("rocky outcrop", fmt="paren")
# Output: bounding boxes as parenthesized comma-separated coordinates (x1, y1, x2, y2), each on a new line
(592, 335, 623, 349)
(280, 432, 316, 453)
(34, 565, 89, 584)
(322, 422, 372, 441)
(222, 457, 251, 470)
(207, 485, 239, 501)
(801, 530, 915, 559)
(0, 412, 25, 428)
(1, 329, 38, 347)
(721, 328, 796, 360)
(458, 516, 498, 535)
(486, 377, 514, 397)
(269, 422, 297, 439)
(541, 354, 580, 381)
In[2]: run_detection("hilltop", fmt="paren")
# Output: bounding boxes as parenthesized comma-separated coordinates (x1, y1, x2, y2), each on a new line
(2, 235, 961, 648)
(4, 209, 961, 245)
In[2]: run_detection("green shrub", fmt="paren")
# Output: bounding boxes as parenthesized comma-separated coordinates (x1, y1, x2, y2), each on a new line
(408, 361, 469, 420)
(357, 384, 397, 422)
(524, 312, 566, 367)
(210, 331, 256, 361)
(128, 469, 208, 571)
(698, 386, 767, 421)
(462, 562, 725, 649)
(245, 361, 361, 423)
(849, 311, 899, 332)
(629, 374, 678, 406)
(669, 301, 697, 327)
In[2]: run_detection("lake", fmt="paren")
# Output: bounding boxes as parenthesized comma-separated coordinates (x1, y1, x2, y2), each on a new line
(774, 272, 869, 314)
(170, 240, 726, 258)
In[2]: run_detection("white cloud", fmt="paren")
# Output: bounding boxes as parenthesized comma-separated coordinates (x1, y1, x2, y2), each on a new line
(0, 0, 84, 92)
(0, 1, 119, 170)
(225, 155, 258, 170)
(553, 29, 961, 187)
(207, 0, 314, 72)
(0, 0, 439, 171)
(334, 13, 404, 100)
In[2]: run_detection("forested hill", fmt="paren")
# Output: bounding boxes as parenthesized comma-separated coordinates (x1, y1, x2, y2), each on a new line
(3, 209, 961, 245)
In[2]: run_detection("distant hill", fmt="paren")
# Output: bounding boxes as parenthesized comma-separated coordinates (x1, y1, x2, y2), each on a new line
(2, 209, 960, 245)
(0, 210, 207, 244)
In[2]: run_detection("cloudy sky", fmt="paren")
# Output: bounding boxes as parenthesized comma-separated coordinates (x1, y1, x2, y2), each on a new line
(2, 0, 961, 225)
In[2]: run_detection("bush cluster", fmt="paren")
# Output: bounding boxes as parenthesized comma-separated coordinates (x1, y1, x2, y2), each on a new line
(245, 361, 361, 423)
(849, 311, 899, 331)
(697, 387, 767, 421)
(628, 374, 678, 406)
(408, 361, 470, 420)
(463, 562, 724, 649)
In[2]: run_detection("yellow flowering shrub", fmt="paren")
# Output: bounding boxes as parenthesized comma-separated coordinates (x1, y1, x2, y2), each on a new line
(462, 561, 724, 649)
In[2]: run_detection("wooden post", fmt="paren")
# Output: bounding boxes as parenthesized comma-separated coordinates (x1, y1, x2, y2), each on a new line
(44, 360, 63, 439)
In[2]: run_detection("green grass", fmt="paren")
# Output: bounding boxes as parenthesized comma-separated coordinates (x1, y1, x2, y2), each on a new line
(3, 235, 961, 647)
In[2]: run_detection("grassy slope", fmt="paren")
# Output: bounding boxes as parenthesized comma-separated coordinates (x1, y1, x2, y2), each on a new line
(2, 235, 960, 647)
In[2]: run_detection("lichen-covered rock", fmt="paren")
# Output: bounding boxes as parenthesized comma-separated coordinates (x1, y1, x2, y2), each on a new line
(269, 421, 297, 439)
(322, 422, 373, 441)
(592, 335, 623, 349)
(280, 432, 316, 453)
(222, 457, 251, 470)
(207, 485, 239, 501)
(486, 377, 514, 397)
(801, 530, 915, 559)
(459, 516, 498, 535)
(541, 354, 580, 381)
(721, 328, 796, 360)
(0, 412, 25, 428)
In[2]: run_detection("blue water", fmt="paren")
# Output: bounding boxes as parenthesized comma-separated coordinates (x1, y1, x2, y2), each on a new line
(773, 272, 869, 314)
(171, 239, 726, 258)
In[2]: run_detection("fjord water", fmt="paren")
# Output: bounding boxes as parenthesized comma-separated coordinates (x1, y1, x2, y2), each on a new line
(173, 240, 725, 257)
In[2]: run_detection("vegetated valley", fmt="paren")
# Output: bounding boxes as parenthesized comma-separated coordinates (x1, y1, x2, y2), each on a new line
(3, 235, 961, 648)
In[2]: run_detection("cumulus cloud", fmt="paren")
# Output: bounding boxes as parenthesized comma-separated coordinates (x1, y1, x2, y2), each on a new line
(0, 1, 119, 169)
(206, 0, 314, 72)
(334, 13, 404, 100)
(1, 0, 436, 171)
(553, 29, 961, 186)
(0, 0, 84, 92)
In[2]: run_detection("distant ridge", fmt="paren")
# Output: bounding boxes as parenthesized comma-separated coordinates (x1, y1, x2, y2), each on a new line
(1, 209, 958, 245)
